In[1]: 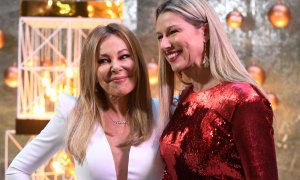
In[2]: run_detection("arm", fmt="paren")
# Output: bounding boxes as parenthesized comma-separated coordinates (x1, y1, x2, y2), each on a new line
(5, 94, 76, 180)
(232, 98, 278, 180)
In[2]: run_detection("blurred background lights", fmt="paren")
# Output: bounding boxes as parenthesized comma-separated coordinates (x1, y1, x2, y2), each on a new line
(268, 2, 291, 28)
(4, 63, 18, 88)
(226, 9, 244, 28)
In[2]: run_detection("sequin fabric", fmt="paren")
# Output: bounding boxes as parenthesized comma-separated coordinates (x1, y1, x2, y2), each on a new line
(160, 82, 278, 180)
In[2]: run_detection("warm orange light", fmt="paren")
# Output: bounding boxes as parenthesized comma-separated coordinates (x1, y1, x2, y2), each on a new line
(42, 58, 52, 66)
(268, 2, 291, 28)
(66, 68, 74, 79)
(63, 85, 71, 94)
(246, 61, 265, 85)
(106, 1, 113, 8)
(266, 92, 279, 110)
(33, 104, 45, 115)
(87, 1, 124, 19)
(50, 151, 75, 177)
(147, 60, 158, 85)
(47, 0, 53, 9)
(41, 71, 51, 87)
(4, 63, 18, 88)
(0, 29, 4, 49)
(226, 9, 244, 28)
(54, 57, 67, 67)
(56, 1, 74, 16)
(46, 87, 56, 97)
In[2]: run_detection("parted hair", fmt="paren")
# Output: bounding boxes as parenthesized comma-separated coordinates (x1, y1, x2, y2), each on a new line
(156, 0, 263, 127)
(66, 23, 153, 164)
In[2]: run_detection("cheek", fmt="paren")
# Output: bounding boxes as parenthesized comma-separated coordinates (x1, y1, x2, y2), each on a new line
(96, 68, 109, 85)
(97, 65, 108, 78)
(130, 77, 137, 89)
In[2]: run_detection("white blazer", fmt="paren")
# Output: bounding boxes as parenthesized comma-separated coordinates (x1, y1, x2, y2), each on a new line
(5, 94, 165, 180)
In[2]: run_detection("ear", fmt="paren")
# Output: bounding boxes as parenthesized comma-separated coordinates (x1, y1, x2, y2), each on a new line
(203, 23, 210, 43)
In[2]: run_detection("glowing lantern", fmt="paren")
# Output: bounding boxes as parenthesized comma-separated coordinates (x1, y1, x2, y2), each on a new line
(54, 57, 67, 67)
(0, 29, 4, 49)
(42, 58, 52, 66)
(266, 92, 279, 110)
(147, 60, 158, 85)
(268, 2, 291, 28)
(246, 62, 265, 85)
(226, 9, 244, 28)
(4, 63, 18, 88)
(50, 151, 74, 177)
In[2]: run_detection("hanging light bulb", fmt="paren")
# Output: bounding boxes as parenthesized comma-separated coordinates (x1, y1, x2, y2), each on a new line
(4, 63, 18, 88)
(268, 2, 291, 28)
(266, 92, 279, 110)
(226, 9, 244, 28)
(246, 61, 265, 85)
(0, 29, 4, 49)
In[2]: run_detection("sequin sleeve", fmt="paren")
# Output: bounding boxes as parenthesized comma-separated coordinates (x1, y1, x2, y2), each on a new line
(232, 97, 278, 180)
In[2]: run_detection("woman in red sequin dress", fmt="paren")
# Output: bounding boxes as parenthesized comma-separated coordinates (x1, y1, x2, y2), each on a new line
(155, 0, 278, 179)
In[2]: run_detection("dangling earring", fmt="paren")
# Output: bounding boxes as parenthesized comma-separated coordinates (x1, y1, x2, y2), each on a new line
(202, 42, 210, 68)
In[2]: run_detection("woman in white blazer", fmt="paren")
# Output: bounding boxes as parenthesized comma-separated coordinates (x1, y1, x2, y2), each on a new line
(6, 23, 165, 180)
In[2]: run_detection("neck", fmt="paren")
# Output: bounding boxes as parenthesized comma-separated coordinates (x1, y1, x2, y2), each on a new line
(101, 95, 130, 127)
(106, 95, 130, 116)
(183, 66, 220, 92)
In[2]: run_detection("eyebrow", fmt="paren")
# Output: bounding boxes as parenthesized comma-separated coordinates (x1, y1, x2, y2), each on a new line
(118, 49, 129, 54)
(156, 24, 179, 35)
(99, 49, 129, 57)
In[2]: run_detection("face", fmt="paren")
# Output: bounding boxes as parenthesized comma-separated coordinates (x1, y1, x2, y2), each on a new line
(156, 11, 207, 72)
(96, 35, 136, 98)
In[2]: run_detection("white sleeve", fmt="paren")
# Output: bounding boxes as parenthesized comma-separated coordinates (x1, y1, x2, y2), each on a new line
(5, 94, 76, 180)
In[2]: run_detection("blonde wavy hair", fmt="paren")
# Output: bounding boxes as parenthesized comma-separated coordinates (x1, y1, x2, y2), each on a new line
(66, 23, 153, 164)
(156, 0, 263, 127)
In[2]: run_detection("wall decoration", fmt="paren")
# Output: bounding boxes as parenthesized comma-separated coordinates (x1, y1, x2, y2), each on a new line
(226, 9, 244, 28)
(268, 2, 291, 28)
(4, 63, 18, 88)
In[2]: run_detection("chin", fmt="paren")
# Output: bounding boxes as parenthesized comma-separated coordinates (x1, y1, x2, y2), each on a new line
(171, 66, 184, 72)
(116, 89, 134, 97)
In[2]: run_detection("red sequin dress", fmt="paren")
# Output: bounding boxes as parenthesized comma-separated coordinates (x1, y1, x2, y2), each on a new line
(160, 82, 278, 180)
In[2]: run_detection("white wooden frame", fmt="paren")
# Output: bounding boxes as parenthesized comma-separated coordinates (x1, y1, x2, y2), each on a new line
(17, 17, 122, 120)
(5, 129, 76, 180)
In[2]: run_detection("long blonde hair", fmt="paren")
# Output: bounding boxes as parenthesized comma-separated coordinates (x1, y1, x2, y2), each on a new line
(66, 23, 153, 164)
(156, 0, 263, 127)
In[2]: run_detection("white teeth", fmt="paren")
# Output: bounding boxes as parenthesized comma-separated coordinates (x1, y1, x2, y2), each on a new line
(167, 52, 178, 59)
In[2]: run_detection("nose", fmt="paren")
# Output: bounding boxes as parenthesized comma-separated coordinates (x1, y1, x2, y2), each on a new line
(160, 37, 171, 51)
(111, 60, 122, 73)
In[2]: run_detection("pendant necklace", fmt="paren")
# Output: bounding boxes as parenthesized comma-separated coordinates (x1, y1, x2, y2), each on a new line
(103, 110, 128, 125)
(111, 118, 127, 125)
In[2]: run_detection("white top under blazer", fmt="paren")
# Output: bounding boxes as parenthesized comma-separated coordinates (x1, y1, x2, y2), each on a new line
(6, 94, 165, 180)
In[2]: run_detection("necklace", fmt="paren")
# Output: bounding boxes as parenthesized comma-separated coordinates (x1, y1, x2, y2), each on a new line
(111, 119, 127, 125)
(102, 110, 128, 125)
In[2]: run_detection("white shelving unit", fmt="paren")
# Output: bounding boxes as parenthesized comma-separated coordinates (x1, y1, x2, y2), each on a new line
(17, 17, 122, 121)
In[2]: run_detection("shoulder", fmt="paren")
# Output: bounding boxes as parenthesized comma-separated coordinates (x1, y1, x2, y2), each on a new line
(211, 82, 270, 121)
(56, 94, 77, 119)
(221, 82, 266, 102)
